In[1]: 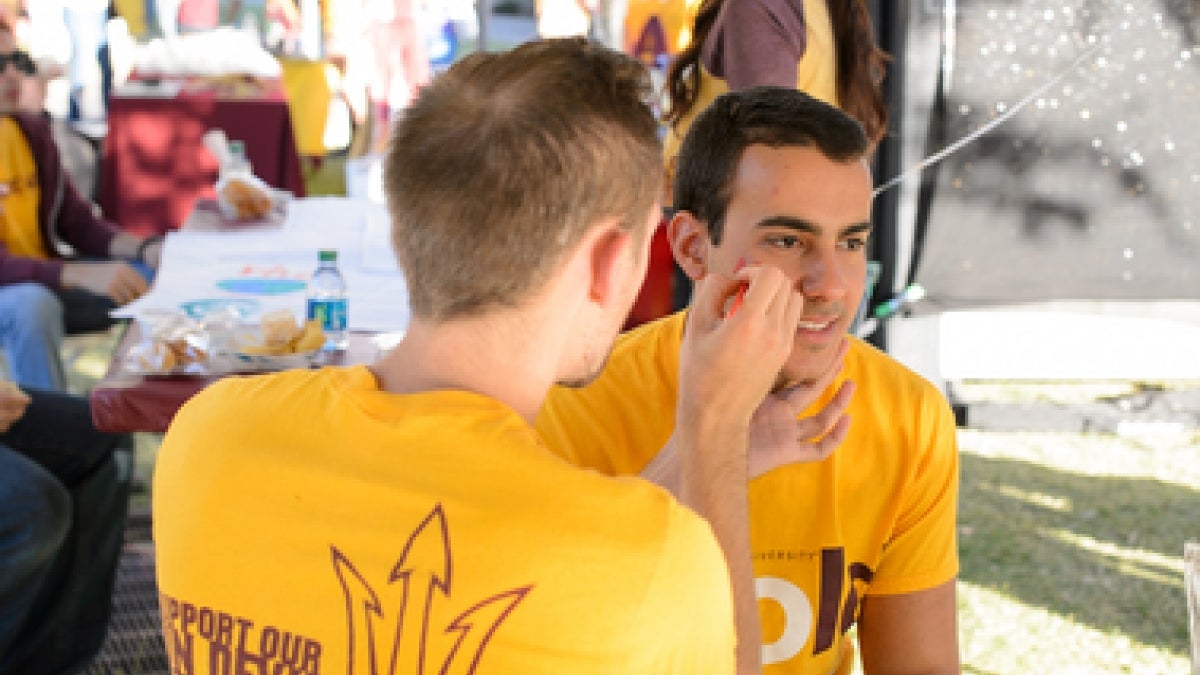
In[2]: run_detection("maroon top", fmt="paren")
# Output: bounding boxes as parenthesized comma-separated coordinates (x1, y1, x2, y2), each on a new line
(0, 114, 121, 290)
(703, 0, 808, 87)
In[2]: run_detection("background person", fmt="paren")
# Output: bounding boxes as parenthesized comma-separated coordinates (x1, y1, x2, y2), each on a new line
(537, 87, 961, 674)
(660, 0, 889, 314)
(0, 383, 132, 675)
(153, 38, 806, 673)
(0, 15, 161, 391)
(663, 0, 888, 165)
(325, 0, 430, 155)
(536, 0, 593, 39)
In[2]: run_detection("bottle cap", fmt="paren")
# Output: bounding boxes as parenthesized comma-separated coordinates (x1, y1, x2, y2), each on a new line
(318, 249, 337, 262)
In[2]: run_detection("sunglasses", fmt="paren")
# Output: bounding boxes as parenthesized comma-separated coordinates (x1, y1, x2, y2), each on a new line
(0, 50, 35, 76)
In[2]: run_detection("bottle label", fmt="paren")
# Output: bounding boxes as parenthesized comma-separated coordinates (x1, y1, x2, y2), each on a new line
(306, 298, 348, 332)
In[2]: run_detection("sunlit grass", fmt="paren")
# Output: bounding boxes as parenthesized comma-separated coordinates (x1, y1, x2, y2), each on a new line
(60, 337, 1199, 673)
(958, 582, 1188, 674)
(1039, 528, 1185, 585)
(955, 422, 1198, 674)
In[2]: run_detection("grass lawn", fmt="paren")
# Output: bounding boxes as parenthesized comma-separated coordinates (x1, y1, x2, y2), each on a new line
(951, 383, 1199, 674)
(63, 320, 1198, 674)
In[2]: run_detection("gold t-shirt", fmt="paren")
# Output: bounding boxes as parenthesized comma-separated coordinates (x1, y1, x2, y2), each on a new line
(537, 312, 960, 674)
(0, 118, 47, 259)
(154, 366, 738, 673)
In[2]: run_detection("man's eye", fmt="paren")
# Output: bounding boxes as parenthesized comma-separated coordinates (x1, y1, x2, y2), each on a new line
(842, 237, 868, 251)
(765, 235, 800, 249)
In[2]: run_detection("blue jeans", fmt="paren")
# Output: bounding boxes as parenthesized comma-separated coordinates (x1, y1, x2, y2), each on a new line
(0, 284, 67, 391)
(0, 389, 131, 674)
(0, 449, 71, 663)
(0, 281, 129, 391)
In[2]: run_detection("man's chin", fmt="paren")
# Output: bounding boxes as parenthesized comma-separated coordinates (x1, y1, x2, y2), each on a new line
(556, 349, 613, 390)
(558, 373, 599, 390)
(777, 349, 839, 392)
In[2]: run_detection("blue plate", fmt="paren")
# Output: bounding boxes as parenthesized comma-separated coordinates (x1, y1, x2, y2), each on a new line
(232, 349, 323, 371)
(215, 278, 307, 295)
(179, 298, 260, 320)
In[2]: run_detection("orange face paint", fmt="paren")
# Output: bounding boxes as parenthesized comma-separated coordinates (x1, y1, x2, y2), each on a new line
(727, 258, 748, 317)
(728, 284, 747, 316)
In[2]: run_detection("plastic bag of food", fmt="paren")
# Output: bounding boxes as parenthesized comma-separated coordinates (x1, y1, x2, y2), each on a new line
(215, 171, 276, 221)
(124, 311, 211, 375)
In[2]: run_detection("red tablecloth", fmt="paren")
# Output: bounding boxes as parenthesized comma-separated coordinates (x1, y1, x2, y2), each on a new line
(99, 82, 306, 237)
(91, 324, 381, 433)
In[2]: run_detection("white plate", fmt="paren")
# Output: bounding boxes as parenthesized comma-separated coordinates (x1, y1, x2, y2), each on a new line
(230, 350, 323, 371)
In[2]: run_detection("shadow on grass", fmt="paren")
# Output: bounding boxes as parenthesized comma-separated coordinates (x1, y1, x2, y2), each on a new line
(958, 452, 1197, 655)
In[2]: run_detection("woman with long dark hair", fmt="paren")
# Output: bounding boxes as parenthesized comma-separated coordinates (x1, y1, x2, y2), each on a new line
(662, 0, 890, 183)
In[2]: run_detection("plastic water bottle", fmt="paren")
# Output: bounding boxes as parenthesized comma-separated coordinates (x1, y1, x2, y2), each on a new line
(306, 249, 349, 350)
(225, 139, 251, 177)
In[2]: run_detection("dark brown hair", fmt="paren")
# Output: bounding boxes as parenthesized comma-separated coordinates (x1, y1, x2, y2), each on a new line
(384, 37, 662, 320)
(665, 0, 890, 145)
(674, 86, 869, 245)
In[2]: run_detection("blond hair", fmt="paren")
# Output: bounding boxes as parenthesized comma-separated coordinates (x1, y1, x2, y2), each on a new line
(384, 37, 662, 320)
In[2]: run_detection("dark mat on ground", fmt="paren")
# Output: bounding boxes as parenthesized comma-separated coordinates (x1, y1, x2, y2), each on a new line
(81, 507, 168, 675)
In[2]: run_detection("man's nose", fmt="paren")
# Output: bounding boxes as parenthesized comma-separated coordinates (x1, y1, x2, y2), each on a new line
(796, 251, 849, 301)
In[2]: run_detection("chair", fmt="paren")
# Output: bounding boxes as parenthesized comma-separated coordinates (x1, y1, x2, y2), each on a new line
(50, 118, 101, 204)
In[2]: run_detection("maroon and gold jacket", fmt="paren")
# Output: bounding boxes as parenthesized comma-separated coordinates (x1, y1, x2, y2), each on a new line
(0, 113, 120, 290)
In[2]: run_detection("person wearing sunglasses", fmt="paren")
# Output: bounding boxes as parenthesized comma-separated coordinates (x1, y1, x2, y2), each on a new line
(0, 46, 33, 75)
(0, 14, 163, 392)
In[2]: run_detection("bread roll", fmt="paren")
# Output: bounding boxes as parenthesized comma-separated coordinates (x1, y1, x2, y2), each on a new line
(220, 176, 273, 220)
(259, 309, 301, 347)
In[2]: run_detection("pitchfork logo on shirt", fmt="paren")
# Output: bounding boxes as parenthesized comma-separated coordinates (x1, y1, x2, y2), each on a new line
(0, 172, 37, 213)
(331, 503, 533, 674)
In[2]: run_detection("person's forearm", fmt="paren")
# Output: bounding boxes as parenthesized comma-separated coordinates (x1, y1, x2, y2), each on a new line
(640, 440, 681, 496)
(108, 231, 141, 260)
(108, 231, 162, 268)
(675, 406, 761, 674)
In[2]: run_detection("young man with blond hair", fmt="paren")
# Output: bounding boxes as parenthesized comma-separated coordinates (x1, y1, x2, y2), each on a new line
(154, 39, 812, 672)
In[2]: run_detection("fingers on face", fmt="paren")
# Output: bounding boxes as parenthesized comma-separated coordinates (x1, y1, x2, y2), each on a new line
(825, 338, 850, 379)
(691, 270, 743, 328)
(736, 267, 805, 359)
(738, 265, 786, 315)
(794, 380, 854, 439)
(806, 413, 851, 460)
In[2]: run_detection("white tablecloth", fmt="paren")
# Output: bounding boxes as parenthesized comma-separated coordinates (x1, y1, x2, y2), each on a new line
(114, 197, 411, 333)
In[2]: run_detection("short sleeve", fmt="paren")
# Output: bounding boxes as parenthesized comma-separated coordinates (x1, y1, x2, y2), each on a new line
(869, 390, 960, 595)
(705, 0, 807, 89)
(627, 501, 738, 673)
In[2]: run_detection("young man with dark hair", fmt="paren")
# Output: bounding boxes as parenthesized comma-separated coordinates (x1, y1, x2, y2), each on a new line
(0, 383, 132, 675)
(538, 87, 962, 674)
(0, 15, 161, 391)
(154, 39, 811, 672)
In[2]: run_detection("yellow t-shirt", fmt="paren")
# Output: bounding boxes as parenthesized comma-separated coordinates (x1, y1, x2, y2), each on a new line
(153, 365, 737, 674)
(663, 0, 838, 177)
(536, 312, 960, 674)
(0, 118, 48, 259)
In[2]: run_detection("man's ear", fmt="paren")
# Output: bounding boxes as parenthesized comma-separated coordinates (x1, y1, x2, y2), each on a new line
(587, 224, 634, 306)
(667, 210, 709, 282)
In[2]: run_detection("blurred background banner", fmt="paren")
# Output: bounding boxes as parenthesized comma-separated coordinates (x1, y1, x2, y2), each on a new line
(896, 1, 1200, 310)
(881, 0, 1200, 382)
